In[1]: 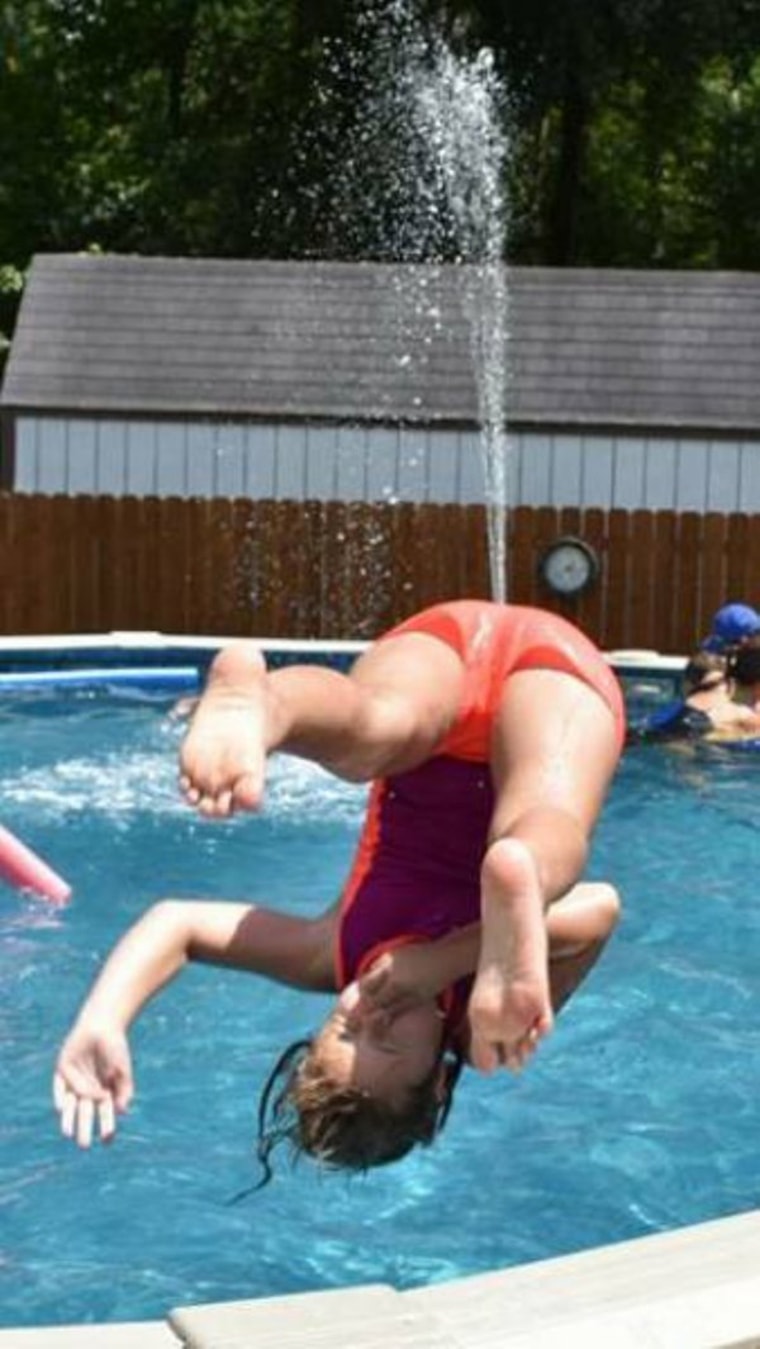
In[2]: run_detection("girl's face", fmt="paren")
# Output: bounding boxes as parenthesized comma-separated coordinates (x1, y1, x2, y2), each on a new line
(311, 982, 444, 1102)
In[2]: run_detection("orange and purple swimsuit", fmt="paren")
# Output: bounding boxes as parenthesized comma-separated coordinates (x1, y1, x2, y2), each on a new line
(336, 601, 625, 1032)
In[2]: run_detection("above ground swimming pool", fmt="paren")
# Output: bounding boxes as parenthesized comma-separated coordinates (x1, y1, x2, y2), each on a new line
(1, 653, 759, 1329)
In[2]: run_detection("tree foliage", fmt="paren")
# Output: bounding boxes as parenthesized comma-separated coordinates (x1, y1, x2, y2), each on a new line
(1, 0, 760, 352)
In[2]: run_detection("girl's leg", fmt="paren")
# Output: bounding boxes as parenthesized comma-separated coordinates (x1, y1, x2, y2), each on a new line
(179, 633, 465, 816)
(469, 668, 621, 1072)
(547, 881, 621, 1014)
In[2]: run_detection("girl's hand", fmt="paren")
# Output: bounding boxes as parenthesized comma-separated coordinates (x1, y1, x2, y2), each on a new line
(467, 966, 553, 1074)
(348, 924, 482, 1029)
(53, 1020, 134, 1148)
(350, 947, 441, 1028)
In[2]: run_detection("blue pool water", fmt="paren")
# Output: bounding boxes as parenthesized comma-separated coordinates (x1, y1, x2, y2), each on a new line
(1, 685, 759, 1328)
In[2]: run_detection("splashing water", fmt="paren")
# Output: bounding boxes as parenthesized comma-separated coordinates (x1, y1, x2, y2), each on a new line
(318, 2, 512, 599)
(410, 32, 511, 601)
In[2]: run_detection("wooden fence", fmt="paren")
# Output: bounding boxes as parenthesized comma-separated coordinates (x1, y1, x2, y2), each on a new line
(1, 493, 758, 652)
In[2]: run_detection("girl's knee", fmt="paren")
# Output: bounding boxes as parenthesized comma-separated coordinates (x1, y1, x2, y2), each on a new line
(547, 881, 621, 953)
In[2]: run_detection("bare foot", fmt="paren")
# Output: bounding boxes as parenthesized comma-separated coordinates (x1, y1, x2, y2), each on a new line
(468, 839, 553, 1074)
(179, 643, 270, 817)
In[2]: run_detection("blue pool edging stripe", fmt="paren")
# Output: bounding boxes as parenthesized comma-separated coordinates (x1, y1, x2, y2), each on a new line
(0, 666, 202, 692)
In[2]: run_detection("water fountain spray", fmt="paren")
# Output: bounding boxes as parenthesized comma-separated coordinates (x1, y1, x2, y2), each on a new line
(319, 1, 512, 600)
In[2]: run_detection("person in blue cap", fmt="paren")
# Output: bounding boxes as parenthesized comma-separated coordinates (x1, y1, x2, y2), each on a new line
(701, 603, 760, 654)
(628, 631, 760, 744)
(627, 650, 729, 744)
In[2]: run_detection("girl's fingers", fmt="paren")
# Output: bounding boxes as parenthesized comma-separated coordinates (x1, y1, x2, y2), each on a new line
(469, 1036, 499, 1075)
(54, 1071, 120, 1146)
(52, 1072, 67, 1113)
(360, 955, 392, 993)
(471, 1025, 543, 1076)
(113, 1076, 133, 1113)
(76, 1098, 95, 1149)
(356, 960, 395, 1014)
(59, 1092, 77, 1139)
(98, 1096, 116, 1142)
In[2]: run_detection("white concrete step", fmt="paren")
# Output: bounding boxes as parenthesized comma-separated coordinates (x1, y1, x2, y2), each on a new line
(169, 1283, 460, 1349)
(404, 1208, 760, 1348)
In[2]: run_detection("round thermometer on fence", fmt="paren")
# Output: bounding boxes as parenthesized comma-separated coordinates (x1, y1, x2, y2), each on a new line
(538, 536, 599, 597)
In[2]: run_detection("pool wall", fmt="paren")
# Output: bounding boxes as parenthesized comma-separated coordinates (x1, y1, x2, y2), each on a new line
(0, 629, 686, 698)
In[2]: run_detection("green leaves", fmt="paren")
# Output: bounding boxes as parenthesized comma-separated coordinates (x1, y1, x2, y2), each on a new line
(1, 0, 759, 285)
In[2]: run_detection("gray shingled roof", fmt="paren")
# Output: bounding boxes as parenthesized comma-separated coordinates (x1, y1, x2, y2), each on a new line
(3, 252, 760, 432)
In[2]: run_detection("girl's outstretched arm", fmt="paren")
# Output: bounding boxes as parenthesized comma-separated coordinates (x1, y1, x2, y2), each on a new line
(53, 899, 335, 1148)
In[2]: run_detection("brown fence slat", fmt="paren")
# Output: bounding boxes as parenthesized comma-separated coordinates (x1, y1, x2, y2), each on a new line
(12, 495, 43, 631)
(605, 511, 631, 649)
(228, 497, 255, 637)
(673, 513, 702, 654)
(127, 495, 161, 633)
(628, 510, 657, 650)
(340, 501, 391, 639)
(97, 495, 125, 630)
(724, 513, 750, 607)
(463, 505, 490, 601)
(69, 495, 102, 631)
(650, 511, 679, 655)
(700, 514, 729, 639)
(553, 506, 584, 627)
(576, 507, 607, 642)
(182, 497, 213, 635)
(276, 497, 303, 636)
(247, 499, 279, 637)
(118, 495, 147, 631)
(509, 506, 534, 605)
(152, 496, 191, 635)
(387, 504, 419, 632)
(533, 506, 561, 613)
(435, 502, 465, 599)
(317, 500, 348, 639)
(0, 496, 9, 632)
(745, 516, 760, 613)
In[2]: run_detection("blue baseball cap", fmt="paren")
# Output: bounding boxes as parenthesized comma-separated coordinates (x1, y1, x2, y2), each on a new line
(701, 602, 760, 652)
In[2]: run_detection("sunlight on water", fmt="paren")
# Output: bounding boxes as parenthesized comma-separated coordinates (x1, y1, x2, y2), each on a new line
(0, 698, 367, 828)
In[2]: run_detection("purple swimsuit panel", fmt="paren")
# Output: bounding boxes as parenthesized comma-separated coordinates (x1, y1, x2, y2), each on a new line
(339, 756, 495, 1032)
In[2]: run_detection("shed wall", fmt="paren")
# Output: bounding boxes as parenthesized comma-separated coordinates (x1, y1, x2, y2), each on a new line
(12, 415, 760, 511)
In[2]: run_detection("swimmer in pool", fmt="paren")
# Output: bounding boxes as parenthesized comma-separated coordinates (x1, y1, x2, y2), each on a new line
(692, 648, 760, 739)
(54, 601, 624, 1179)
(714, 637, 760, 738)
(627, 649, 738, 743)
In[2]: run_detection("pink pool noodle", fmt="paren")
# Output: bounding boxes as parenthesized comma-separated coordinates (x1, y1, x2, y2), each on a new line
(0, 823, 71, 904)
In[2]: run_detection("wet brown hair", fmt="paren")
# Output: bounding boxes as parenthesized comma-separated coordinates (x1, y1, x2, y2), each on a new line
(727, 636, 760, 687)
(249, 1035, 463, 1189)
(682, 650, 727, 696)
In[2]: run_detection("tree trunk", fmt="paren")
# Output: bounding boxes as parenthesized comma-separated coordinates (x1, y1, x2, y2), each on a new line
(546, 61, 589, 265)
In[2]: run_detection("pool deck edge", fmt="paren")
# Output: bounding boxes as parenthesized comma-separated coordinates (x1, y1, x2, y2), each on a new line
(169, 1208, 760, 1348)
(405, 1206, 760, 1346)
(0, 629, 687, 672)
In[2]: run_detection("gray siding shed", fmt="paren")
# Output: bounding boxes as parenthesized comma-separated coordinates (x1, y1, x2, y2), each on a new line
(2, 253, 760, 507)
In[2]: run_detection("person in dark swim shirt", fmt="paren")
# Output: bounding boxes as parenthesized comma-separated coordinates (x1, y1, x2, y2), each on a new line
(719, 637, 760, 737)
(629, 646, 760, 744)
(628, 651, 728, 743)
